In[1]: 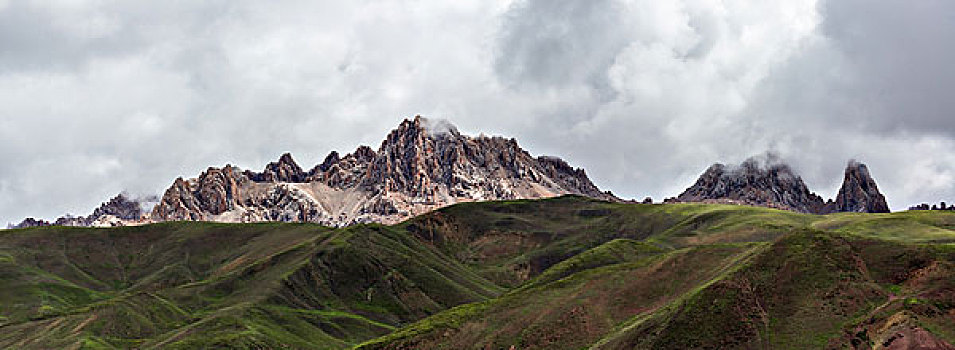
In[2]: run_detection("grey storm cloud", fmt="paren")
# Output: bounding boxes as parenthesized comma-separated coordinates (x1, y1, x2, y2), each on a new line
(494, 0, 629, 93)
(0, 0, 953, 225)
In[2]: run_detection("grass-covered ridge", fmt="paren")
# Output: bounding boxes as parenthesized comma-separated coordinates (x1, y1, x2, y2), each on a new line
(1, 195, 953, 349)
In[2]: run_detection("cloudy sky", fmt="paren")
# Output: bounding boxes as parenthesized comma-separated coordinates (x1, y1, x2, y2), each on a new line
(2, 0, 954, 224)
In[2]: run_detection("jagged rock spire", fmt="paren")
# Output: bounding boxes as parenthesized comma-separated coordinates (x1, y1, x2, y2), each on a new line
(676, 155, 891, 214)
(318, 151, 340, 172)
(257, 153, 306, 182)
(90, 192, 148, 221)
(832, 160, 890, 213)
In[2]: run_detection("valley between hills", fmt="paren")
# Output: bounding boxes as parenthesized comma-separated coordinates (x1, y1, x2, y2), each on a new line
(2, 196, 954, 349)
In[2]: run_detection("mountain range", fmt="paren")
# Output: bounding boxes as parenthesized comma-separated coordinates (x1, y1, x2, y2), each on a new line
(670, 154, 890, 214)
(10, 117, 613, 228)
(9, 117, 896, 230)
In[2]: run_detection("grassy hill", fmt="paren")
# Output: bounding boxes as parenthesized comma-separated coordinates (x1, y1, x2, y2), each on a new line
(1, 196, 953, 349)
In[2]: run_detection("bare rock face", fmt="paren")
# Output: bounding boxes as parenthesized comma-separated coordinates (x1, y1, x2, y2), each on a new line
(309, 151, 341, 176)
(831, 161, 890, 213)
(676, 155, 891, 214)
(8, 192, 158, 228)
(362, 117, 612, 201)
(153, 165, 248, 221)
(323, 146, 376, 189)
(250, 153, 307, 183)
(242, 184, 329, 223)
(9, 218, 52, 229)
(153, 177, 204, 221)
(53, 215, 89, 227)
(195, 165, 246, 215)
(90, 192, 153, 221)
(676, 156, 827, 213)
(148, 116, 616, 226)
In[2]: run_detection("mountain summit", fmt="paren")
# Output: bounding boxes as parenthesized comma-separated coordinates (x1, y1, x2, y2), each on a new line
(9, 120, 896, 229)
(673, 155, 890, 214)
(673, 155, 828, 213)
(150, 116, 615, 226)
(8, 192, 158, 229)
(831, 160, 890, 213)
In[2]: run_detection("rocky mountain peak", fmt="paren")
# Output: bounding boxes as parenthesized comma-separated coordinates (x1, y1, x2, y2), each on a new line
(153, 177, 202, 221)
(14, 116, 614, 228)
(832, 160, 890, 213)
(152, 165, 249, 221)
(417, 116, 460, 138)
(380, 117, 443, 153)
(353, 145, 377, 162)
(142, 116, 615, 226)
(90, 192, 153, 221)
(8, 191, 158, 228)
(8, 217, 52, 229)
(367, 117, 454, 194)
(676, 155, 892, 214)
(676, 155, 825, 213)
(318, 151, 340, 172)
(383, 116, 462, 149)
(254, 153, 306, 183)
(277, 152, 298, 167)
(306, 151, 342, 180)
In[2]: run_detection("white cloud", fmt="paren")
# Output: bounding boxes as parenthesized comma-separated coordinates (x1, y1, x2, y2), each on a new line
(1, 0, 953, 224)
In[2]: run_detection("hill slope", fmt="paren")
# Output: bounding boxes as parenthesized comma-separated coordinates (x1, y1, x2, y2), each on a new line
(1, 196, 953, 349)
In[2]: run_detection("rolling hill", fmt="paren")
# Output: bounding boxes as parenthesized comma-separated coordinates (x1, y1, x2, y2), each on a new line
(1, 196, 953, 349)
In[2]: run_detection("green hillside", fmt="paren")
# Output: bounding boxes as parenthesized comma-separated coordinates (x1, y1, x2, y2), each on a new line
(1, 196, 953, 349)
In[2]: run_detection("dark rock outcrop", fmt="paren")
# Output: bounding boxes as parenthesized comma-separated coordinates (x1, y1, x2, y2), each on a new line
(9, 192, 158, 228)
(676, 156, 890, 214)
(908, 201, 954, 211)
(676, 156, 827, 213)
(90, 192, 152, 221)
(8, 218, 52, 229)
(153, 177, 204, 221)
(53, 215, 89, 227)
(250, 153, 307, 183)
(309, 151, 341, 175)
(830, 161, 890, 213)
